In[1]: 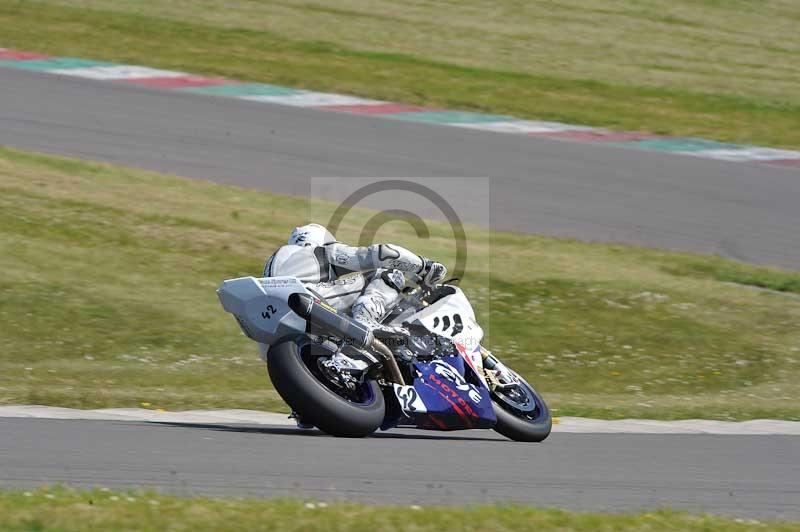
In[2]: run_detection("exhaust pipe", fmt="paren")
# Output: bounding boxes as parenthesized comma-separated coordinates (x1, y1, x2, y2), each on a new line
(288, 293, 405, 384)
(288, 293, 373, 348)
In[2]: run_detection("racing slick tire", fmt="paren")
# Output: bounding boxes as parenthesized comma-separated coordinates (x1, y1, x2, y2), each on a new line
(267, 339, 385, 438)
(491, 377, 552, 442)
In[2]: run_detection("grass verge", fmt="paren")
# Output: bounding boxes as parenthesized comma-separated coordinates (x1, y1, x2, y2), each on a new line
(0, 487, 794, 531)
(1, 146, 799, 419)
(1, 1, 800, 148)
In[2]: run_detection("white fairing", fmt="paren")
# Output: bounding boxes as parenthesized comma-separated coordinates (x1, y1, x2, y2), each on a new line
(408, 287, 483, 346)
(217, 276, 311, 345)
(394, 287, 487, 380)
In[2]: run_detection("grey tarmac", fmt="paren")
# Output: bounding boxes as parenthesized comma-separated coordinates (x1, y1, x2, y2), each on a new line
(1, 418, 798, 520)
(1, 67, 799, 268)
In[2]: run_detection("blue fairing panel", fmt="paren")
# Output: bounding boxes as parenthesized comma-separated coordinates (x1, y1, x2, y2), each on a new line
(399, 356, 496, 430)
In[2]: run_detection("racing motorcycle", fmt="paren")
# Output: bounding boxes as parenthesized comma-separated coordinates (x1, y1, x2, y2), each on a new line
(217, 275, 551, 442)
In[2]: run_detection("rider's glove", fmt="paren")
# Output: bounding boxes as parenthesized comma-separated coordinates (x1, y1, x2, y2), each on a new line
(420, 258, 447, 288)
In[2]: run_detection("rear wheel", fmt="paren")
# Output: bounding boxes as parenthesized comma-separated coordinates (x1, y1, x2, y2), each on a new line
(267, 338, 385, 437)
(491, 374, 551, 442)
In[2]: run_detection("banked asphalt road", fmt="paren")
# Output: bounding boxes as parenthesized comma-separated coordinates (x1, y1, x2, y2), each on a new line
(1, 418, 799, 520)
(2, 66, 800, 519)
(1, 66, 800, 269)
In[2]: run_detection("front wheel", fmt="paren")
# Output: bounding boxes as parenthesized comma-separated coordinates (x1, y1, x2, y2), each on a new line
(491, 374, 551, 442)
(267, 338, 385, 437)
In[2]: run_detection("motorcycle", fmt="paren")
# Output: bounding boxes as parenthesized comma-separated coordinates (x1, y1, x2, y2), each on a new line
(217, 275, 551, 442)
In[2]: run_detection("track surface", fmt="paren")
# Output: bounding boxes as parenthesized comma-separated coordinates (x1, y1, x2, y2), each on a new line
(1, 419, 798, 520)
(2, 67, 799, 268)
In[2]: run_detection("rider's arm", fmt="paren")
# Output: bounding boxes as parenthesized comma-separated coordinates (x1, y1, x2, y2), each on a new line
(324, 242, 427, 275)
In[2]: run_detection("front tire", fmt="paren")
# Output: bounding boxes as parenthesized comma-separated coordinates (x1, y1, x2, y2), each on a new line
(491, 376, 552, 442)
(267, 339, 385, 437)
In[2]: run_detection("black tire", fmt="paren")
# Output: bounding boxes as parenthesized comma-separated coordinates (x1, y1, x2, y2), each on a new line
(491, 378, 552, 442)
(267, 339, 385, 438)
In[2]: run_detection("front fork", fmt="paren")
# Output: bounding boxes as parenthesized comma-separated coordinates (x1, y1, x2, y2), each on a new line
(480, 346, 520, 392)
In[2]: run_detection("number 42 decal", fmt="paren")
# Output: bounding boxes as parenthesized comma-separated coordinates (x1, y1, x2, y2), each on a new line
(261, 305, 278, 319)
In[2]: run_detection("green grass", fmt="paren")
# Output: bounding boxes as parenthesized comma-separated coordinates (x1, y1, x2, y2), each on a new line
(0, 487, 794, 531)
(1, 146, 800, 419)
(2, 1, 800, 148)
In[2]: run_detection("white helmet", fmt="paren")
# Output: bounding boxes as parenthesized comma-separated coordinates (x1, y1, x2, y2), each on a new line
(288, 223, 336, 247)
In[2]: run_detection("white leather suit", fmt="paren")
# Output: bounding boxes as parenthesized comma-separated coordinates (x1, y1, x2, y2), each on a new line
(260, 224, 447, 361)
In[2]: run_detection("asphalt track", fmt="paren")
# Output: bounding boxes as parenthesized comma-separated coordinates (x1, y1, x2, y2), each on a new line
(1, 418, 799, 520)
(2, 67, 799, 268)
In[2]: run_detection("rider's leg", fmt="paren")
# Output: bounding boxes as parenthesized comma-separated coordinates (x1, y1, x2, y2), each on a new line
(305, 272, 366, 312)
(351, 269, 406, 335)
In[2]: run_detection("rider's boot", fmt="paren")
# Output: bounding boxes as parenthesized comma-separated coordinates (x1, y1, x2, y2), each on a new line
(290, 411, 314, 429)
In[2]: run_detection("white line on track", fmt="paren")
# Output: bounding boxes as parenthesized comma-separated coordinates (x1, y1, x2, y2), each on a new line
(679, 147, 800, 162)
(240, 92, 385, 107)
(1, 406, 798, 434)
(453, 121, 597, 133)
(49, 65, 188, 80)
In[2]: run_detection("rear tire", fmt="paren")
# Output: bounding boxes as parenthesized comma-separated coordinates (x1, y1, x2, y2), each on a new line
(491, 378, 552, 442)
(267, 339, 385, 437)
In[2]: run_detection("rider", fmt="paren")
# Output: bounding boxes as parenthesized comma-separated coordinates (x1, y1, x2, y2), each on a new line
(262, 223, 447, 350)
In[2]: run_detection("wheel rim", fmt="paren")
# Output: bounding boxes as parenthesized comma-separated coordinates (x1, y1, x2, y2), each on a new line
(493, 377, 548, 424)
(300, 346, 377, 407)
